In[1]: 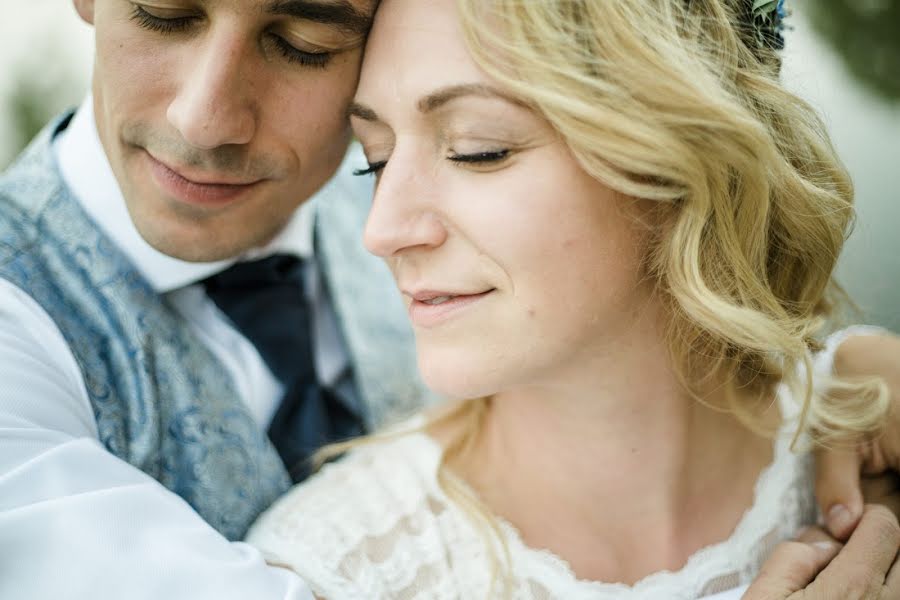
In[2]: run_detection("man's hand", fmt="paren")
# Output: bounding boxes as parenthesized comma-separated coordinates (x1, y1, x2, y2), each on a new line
(816, 333, 900, 539)
(750, 330, 900, 600)
(742, 505, 900, 599)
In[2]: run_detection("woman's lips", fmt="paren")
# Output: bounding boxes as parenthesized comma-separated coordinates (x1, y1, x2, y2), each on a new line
(407, 289, 495, 328)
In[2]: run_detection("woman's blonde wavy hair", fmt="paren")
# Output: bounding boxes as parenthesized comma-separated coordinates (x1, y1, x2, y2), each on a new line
(320, 0, 889, 594)
(451, 0, 888, 441)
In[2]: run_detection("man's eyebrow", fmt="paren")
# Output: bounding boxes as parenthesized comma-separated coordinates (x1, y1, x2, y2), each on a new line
(267, 0, 373, 36)
(347, 84, 527, 122)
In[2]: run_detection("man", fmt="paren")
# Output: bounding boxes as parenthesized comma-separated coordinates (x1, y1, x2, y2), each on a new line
(0, 1, 897, 599)
(1, 1, 426, 597)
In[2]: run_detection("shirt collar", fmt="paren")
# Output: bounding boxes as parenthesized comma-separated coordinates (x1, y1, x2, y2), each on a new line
(53, 97, 315, 293)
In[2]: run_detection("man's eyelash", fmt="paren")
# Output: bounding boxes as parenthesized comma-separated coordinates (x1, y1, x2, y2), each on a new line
(130, 5, 333, 69)
(352, 161, 387, 177)
(130, 5, 196, 33)
(268, 35, 333, 69)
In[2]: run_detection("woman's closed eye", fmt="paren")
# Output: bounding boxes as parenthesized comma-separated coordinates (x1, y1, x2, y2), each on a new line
(352, 160, 388, 177)
(447, 149, 511, 169)
(352, 149, 512, 178)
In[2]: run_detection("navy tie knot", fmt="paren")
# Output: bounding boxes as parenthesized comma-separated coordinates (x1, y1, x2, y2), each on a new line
(203, 254, 363, 481)
(204, 255, 311, 385)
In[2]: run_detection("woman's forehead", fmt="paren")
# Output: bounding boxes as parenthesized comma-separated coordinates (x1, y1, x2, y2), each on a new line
(359, 0, 486, 105)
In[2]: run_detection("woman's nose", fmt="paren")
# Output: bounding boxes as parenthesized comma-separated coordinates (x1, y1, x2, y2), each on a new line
(363, 161, 448, 258)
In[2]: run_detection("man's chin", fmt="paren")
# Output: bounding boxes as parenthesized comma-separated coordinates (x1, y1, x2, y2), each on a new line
(121, 178, 292, 262)
(145, 234, 232, 263)
(131, 216, 259, 263)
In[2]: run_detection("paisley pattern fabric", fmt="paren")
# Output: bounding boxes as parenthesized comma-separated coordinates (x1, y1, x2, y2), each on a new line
(0, 113, 433, 540)
(0, 117, 291, 540)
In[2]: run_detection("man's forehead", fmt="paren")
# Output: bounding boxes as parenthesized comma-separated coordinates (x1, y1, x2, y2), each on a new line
(227, 0, 375, 11)
(210, 0, 377, 34)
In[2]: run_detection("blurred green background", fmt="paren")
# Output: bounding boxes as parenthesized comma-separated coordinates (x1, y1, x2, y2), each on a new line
(1, 2, 897, 330)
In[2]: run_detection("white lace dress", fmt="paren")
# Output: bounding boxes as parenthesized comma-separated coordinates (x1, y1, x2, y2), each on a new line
(246, 329, 875, 600)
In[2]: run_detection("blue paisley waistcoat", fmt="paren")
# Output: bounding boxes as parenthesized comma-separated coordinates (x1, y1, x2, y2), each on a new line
(0, 116, 291, 540)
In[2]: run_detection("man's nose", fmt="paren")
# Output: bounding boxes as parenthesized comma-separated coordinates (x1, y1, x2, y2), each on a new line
(363, 158, 448, 258)
(167, 29, 258, 149)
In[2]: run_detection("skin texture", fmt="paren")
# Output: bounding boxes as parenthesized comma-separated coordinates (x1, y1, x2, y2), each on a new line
(73, 0, 373, 262)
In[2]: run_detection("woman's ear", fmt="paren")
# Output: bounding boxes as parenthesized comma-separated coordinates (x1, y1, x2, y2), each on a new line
(73, 0, 96, 25)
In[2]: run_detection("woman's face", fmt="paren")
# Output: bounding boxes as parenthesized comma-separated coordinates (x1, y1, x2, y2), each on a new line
(352, 0, 651, 398)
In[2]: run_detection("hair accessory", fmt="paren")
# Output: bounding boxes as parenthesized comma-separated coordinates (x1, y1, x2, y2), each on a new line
(751, 0, 788, 50)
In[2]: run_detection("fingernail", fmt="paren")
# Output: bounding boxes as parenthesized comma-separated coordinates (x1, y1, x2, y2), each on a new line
(827, 504, 854, 536)
(812, 541, 837, 551)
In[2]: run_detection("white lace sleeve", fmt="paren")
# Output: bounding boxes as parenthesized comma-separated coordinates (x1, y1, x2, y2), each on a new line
(246, 435, 457, 600)
(247, 454, 387, 598)
(247, 417, 825, 599)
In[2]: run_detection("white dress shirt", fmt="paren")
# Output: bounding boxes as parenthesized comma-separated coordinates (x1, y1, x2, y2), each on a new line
(0, 99, 355, 599)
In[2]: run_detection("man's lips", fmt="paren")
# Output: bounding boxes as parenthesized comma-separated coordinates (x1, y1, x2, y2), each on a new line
(147, 150, 262, 186)
(144, 151, 264, 206)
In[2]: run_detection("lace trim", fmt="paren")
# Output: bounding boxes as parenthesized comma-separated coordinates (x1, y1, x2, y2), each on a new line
(408, 399, 815, 598)
(249, 327, 857, 598)
(251, 414, 813, 598)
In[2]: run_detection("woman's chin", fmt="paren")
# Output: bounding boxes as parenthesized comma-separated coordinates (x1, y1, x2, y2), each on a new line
(418, 357, 500, 400)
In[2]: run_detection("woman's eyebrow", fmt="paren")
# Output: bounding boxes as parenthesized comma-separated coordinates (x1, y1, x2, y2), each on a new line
(266, 0, 374, 36)
(416, 84, 527, 113)
(347, 102, 378, 121)
(348, 84, 528, 122)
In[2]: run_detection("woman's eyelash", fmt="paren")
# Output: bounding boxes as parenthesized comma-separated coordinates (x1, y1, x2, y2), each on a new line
(130, 5, 196, 33)
(448, 150, 510, 164)
(352, 150, 511, 177)
(352, 161, 387, 177)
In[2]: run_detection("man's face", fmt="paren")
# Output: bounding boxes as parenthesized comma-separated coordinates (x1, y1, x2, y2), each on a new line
(73, 0, 373, 261)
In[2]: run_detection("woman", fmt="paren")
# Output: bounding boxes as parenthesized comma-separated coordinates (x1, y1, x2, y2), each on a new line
(247, 0, 889, 597)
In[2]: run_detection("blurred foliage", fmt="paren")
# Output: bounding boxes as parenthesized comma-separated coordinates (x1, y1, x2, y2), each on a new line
(2, 58, 83, 169)
(806, 0, 900, 101)
(8, 78, 57, 155)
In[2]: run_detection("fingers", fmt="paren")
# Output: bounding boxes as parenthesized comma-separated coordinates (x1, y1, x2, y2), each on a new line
(860, 473, 900, 519)
(806, 504, 900, 599)
(834, 504, 900, 581)
(794, 525, 837, 545)
(741, 529, 841, 600)
(747, 508, 900, 600)
(815, 446, 864, 540)
(886, 558, 900, 599)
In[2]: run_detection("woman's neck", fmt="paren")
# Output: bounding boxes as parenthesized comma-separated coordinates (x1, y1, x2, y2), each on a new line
(439, 314, 779, 585)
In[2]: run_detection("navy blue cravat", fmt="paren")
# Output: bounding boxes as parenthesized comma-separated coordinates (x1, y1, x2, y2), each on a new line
(203, 255, 363, 482)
